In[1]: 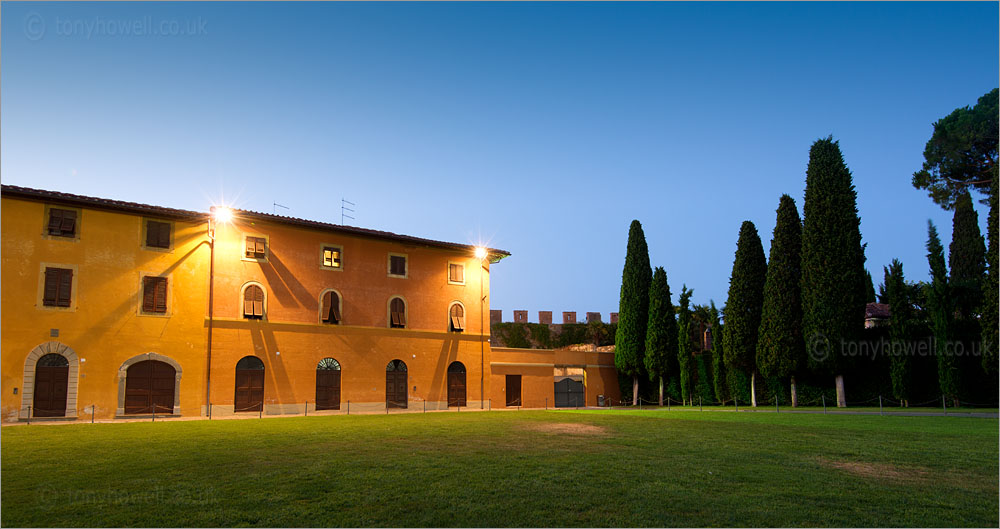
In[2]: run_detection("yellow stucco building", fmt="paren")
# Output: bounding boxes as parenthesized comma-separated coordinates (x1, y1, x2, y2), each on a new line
(1, 185, 618, 422)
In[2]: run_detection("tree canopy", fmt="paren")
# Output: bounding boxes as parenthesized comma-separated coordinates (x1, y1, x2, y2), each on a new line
(925, 221, 960, 400)
(883, 259, 913, 403)
(948, 190, 987, 318)
(615, 220, 652, 402)
(722, 221, 767, 378)
(912, 88, 998, 209)
(644, 266, 677, 387)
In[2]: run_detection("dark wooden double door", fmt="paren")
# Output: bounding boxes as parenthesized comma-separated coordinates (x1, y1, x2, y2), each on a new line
(506, 374, 522, 407)
(315, 370, 341, 410)
(235, 369, 264, 412)
(448, 371, 466, 407)
(554, 378, 585, 408)
(125, 360, 176, 415)
(386, 371, 408, 409)
(33, 365, 68, 417)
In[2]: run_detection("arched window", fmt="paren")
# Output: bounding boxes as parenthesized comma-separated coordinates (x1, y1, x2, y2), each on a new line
(242, 284, 264, 319)
(389, 297, 406, 329)
(38, 353, 69, 367)
(449, 303, 465, 332)
(320, 290, 341, 324)
(235, 356, 265, 412)
(315, 357, 341, 410)
(447, 361, 466, 407)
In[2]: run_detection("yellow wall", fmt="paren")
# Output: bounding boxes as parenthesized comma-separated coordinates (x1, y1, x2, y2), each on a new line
(1, 196, 211, 420)
(490, 347, 620, 408)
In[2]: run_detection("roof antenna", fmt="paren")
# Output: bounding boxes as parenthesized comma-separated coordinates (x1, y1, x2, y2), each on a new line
(341, 198, 355, 225)
(273, 202, 289, 215)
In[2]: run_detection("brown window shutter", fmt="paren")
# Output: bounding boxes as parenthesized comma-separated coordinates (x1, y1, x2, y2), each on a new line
(397, 310, 406, 327)
(391, 312, 400, 326)
(142, 277, 155, 312)
(43, 268, 59, 305)
(255, 238, 265, 256)
(158, 222, 170, 248)
(245, 237, 255, 257)
(243, 286, 254, 316)
(252, 285, 264, 316)
(332, 249, 340, 266)
(321, 292, 332, 322)
(331, 304, 341, 323)
(61, 210, 77, 234)
(155, 278, 167, 312)
(146, 222, 157, 247)
(57, 269, 73, 307)
(456, 315, 465, 330)
(48, 209, 64, 234)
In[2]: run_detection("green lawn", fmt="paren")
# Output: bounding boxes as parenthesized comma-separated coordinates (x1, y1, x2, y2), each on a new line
(2, 410, 997, 527)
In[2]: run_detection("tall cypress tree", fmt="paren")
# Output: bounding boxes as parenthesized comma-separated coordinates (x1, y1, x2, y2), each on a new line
(883, 259, 913, 406)
(615, 220, 652, 405)
(865, 271, 877, 303)
(801, 137, 867, 407)
(710, 302, 729, 403)
(949, 191, 987, 318)
(644, 267, 677, 406)
(722, 221, 767, 406)
(982, 182, 999, 374)
(677, 286, 695, 405)
(926, 221, 960, 405)
(757, 195, 804, 406)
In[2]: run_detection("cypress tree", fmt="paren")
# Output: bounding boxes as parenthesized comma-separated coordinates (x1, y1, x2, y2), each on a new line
(926, 221, 960, 405)
(710, 302, 729, 403)
(949, 191, 987, 318)
(883, 259, 913, 406)
(982, 182, 998, 374)
(677, 286, 694, 405)
(801, 137, 867, 407)
(615, 220, 652, 405)
(865, 271, 877, 303)
(757, 195, 804, 406)
(722, 221, 767, 406)
(644, 267, 677, 406)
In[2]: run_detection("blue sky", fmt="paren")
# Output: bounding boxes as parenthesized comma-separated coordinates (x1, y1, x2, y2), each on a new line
(2, 2, 997, 319)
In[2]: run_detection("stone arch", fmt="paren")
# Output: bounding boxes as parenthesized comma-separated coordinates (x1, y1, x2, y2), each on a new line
(116, 352, 183, 415)
(21, 341, 80, 418)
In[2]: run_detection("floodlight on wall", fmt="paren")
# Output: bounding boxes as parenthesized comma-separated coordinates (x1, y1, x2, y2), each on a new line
(474, 247, 487, 260)
(212, 206, 233, 223)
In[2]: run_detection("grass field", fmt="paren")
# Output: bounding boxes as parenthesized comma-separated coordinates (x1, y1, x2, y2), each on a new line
(2, 409, 997, 527)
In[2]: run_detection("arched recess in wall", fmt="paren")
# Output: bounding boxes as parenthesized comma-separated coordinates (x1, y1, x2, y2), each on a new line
(21, 341, 80, 418)
(116, 352, 183, 416)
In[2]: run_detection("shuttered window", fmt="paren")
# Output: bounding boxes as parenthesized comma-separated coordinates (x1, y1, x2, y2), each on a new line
(390, 297, 406, 328)
(47, 208, 77, 237)
(142, 277, 168, 313)
(243, 285, 264, 319)
(145, 220, 171, 249)
(449, 263, 464, 283)
(323, 247, 342, 268)
(450, 304, 465, 332)
(321, 291, 341, 324)
(245, 237, 266, 259)
(42, 268, 73, 307)
(389, 255, 406, 276)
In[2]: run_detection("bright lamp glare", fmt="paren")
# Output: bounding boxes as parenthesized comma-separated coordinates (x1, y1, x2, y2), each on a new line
(213, 207, 233, 223)
(474, 247, 487, 260)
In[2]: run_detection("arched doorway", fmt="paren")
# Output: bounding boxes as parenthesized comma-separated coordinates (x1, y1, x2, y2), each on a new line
(125, 360, 177, 414)
(33, 354, 69, 417)
(235, 356, 265, 412)
(315, 358, 341, 410)
(386, 359, 408, 409)
(447, 361, 466, 407)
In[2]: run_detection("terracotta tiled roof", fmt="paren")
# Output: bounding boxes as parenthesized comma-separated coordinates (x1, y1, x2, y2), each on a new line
(865, 302, 891, 320)
(1, 185, 511, 260)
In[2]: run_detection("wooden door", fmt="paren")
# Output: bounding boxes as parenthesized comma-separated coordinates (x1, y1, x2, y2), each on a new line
(505, 374, 522, 407)
(448, 372, 467, 407)
(315, 370, 341, 410)
(386, 372, 408, 408)
(125, 360, 175, 415)
(554, 378, 585, 408)
(33, 365, 68, 417)
(235, 370, 264, 412)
